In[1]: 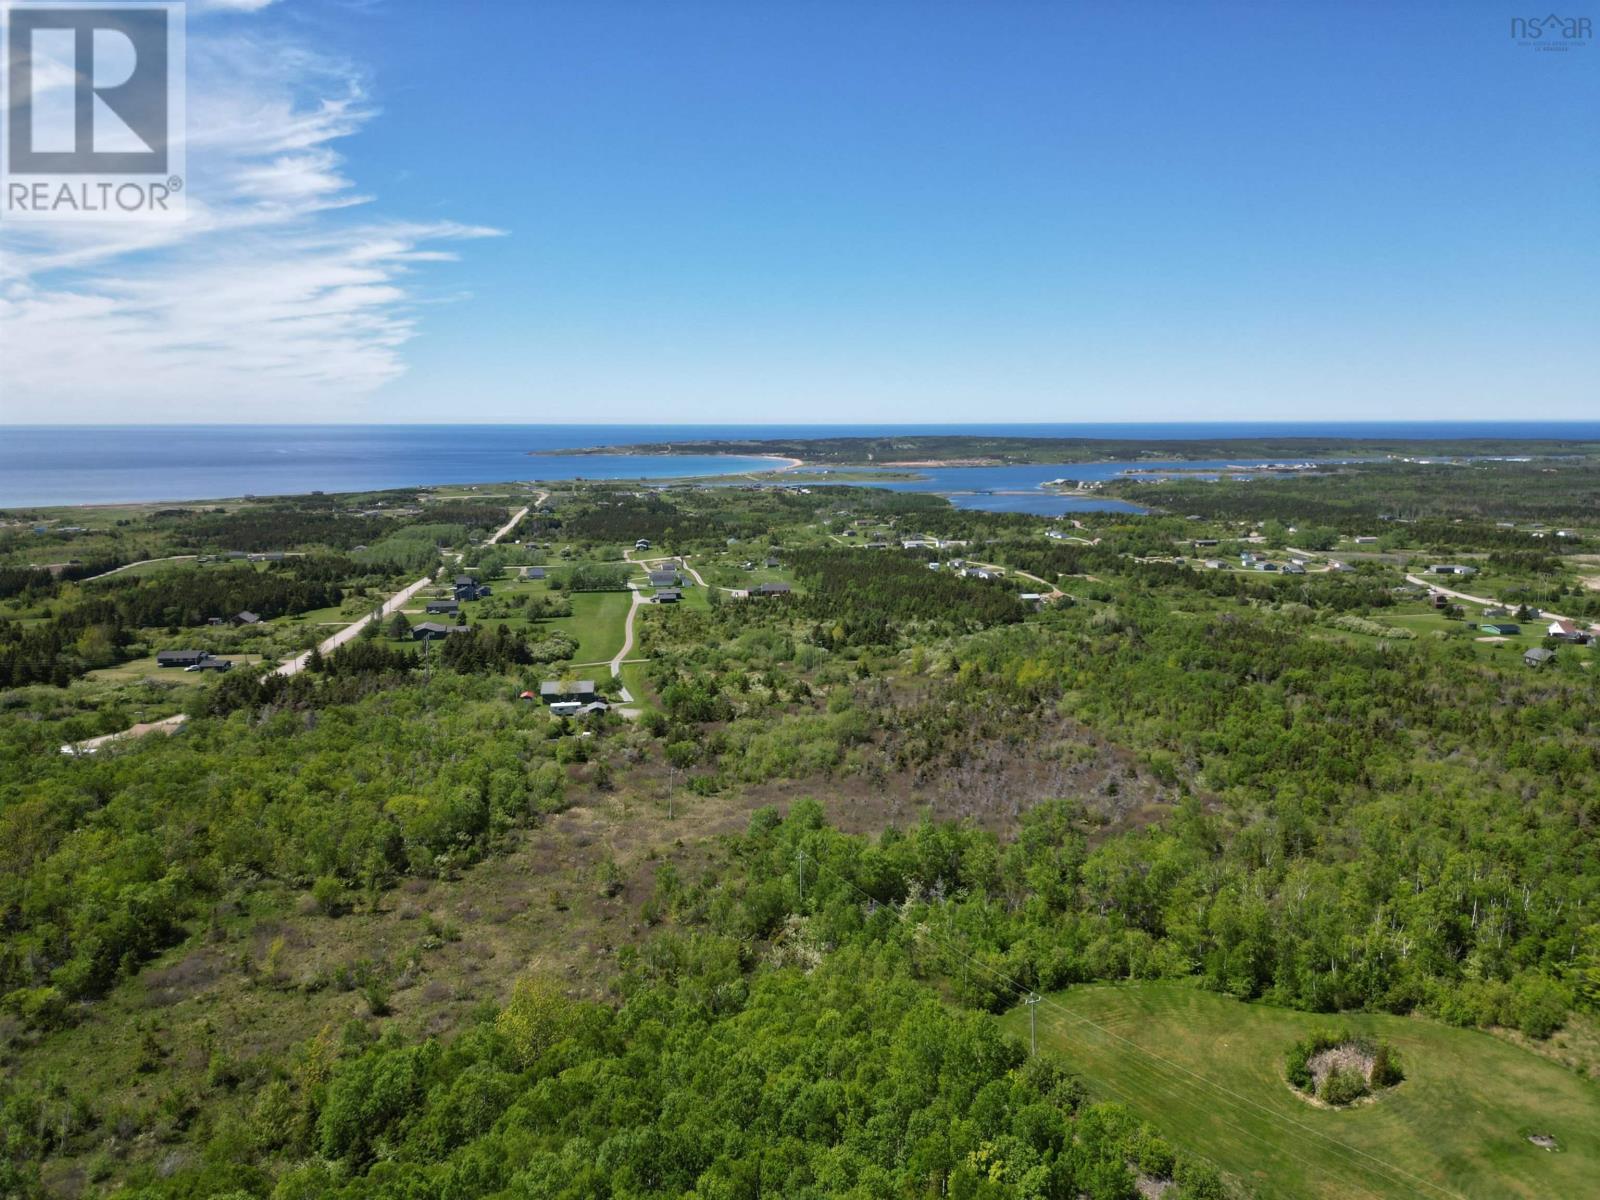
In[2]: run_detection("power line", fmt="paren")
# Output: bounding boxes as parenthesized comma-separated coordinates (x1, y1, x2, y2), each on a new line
(793, 847, 1467, 1200)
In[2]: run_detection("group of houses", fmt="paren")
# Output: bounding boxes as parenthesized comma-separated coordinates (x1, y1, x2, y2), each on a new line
(1547, 618, 1595, 645)
(1238, 553, 1306, 574)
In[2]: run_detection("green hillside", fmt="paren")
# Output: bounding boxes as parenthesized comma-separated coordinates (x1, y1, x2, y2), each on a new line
(1000, 983, 1600, 1200)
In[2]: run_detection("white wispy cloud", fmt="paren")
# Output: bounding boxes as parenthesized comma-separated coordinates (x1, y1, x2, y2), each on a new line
(0, 18, 499, 421)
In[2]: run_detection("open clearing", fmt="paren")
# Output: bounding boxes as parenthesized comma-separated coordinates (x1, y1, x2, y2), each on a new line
(997, 982, 1600, 1200)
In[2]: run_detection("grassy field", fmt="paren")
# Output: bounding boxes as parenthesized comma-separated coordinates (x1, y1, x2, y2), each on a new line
(561, 590, 633, 662)
(997, 983, 1600, 1200)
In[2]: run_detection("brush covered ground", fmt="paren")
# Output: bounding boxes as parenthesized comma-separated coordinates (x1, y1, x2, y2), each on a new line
(2, 456, 1599, 1198)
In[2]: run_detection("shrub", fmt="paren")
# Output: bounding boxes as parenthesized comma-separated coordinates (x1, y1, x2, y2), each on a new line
(1510, 972, 1573, 1039)
(2, 985, 71, 1031)
(1369, 1041, 1404, 1088)
(311, 874, 346, 917)
(1318, 1067, 1368, 1106)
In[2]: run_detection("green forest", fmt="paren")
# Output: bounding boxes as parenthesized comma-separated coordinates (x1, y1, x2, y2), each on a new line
(2, 457, 1599, 1199)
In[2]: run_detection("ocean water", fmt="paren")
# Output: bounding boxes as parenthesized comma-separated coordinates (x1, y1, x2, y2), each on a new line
(2, 422, 1596, 511)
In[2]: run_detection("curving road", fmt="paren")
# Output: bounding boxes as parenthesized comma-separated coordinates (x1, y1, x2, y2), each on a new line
(81, 555, 197, 581)
(609, 585, 644, 704)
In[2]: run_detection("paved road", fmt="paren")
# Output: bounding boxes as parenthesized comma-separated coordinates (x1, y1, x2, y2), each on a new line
(274, 573, 436, 676)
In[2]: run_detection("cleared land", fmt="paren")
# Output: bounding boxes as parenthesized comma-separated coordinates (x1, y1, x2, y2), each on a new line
(998, 982, 1600, 1200)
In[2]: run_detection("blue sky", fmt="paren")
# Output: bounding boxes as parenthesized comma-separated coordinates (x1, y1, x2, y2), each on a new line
(2, 0, 1595, 422)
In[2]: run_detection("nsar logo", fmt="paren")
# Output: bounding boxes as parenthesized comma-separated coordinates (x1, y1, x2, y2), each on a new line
(1510, 12, 1593, 50)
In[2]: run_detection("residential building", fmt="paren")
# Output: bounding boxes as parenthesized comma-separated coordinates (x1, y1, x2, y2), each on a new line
(540, 680, 599, 704)
(411, 622, 465, 640)
(156, 650, 210, 668)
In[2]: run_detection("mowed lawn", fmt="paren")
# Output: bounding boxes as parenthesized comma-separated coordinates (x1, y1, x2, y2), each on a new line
(997, 983, 1600, 1200)
(559, 590, 633, 663)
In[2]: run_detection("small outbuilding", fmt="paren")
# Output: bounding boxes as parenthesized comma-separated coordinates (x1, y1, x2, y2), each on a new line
(1524, 647, 1556, 668)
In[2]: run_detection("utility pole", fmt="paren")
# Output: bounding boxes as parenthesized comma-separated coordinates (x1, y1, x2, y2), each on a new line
(1025, 993, 1040, 1055)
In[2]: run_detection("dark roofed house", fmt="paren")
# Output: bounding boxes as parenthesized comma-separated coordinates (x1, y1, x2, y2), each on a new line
(426, 600, 460, 615)
(1524, 646, 1556, 668)
(156, 650, 210, 668)
(540, 680, 598, 704)
(653, 588, 682, 603)
(412, 621, 465, 640)
(186, 657, 232, 672)
(233, 610, 263, 625)
(525, 566, 546, 580)
(764, 556, 781, 568)
(753, 582, 791, 596)
(454, 574, 477, 588)
(647, 569, 680, 588)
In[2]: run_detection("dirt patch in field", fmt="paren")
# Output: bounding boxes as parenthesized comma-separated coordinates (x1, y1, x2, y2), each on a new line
(139, 950, 226, 1008)
(1307, 1043, 1377, 1093)
(1527, 1133, 1559, 1151)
